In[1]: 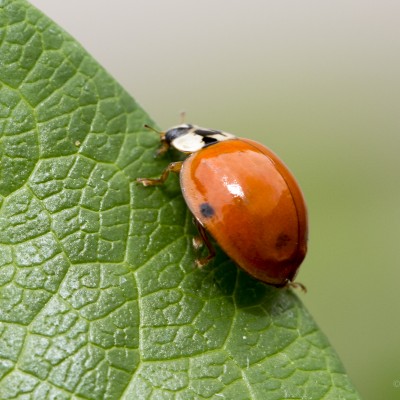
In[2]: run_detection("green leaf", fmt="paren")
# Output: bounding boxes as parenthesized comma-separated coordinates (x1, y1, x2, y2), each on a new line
(0, 1, 360, 399)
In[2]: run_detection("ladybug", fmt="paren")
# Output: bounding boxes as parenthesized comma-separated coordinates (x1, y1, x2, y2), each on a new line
(137, 124, 308, 289)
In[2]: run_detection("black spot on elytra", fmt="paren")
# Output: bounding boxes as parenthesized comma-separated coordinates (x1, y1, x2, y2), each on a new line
(275, 233, 291, 249)
(199, 203, 215, 218)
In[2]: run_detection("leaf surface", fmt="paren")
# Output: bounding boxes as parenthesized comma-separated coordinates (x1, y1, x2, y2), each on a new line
(0, 1, 360, 399)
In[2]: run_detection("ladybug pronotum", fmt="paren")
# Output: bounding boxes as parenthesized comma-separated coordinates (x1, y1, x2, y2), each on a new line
(137, 124, 308, 289)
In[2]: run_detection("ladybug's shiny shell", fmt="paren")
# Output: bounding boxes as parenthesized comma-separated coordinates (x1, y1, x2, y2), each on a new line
(180, 138, 308, 287)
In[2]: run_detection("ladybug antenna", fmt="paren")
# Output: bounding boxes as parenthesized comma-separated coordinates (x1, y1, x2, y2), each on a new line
(144, 124, 165, 139)
(144, 124, 169, 156)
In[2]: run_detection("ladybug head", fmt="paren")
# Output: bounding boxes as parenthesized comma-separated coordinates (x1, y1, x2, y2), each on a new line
(165, 124, 236, 153)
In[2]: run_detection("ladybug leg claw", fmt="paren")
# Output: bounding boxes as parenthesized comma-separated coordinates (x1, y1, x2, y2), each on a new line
(285, 281, 307, 293)
(136, 161, 183, 186)
(193, 219, 216, 268)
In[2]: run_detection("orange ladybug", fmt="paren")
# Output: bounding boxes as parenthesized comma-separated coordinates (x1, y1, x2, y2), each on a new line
(137, 124, 308, 289)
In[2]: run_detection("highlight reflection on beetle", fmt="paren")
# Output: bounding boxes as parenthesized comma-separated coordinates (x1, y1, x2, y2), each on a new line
(137, 123, 308, 290)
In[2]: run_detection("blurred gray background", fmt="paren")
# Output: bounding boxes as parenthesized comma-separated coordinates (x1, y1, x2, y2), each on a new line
(29, 1, 400, 398)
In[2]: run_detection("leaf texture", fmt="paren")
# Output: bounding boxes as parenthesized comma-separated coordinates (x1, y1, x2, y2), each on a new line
(0, 1, 360, 399)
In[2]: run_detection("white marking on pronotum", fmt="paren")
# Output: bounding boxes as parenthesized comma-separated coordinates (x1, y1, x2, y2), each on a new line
(168, 124, 236, 153)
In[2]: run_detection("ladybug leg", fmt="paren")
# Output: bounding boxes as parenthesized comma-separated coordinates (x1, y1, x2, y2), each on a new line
(155, 135, 170, 157)
(143, 124, 170, 156)
(285, 281, 307, 293)
(136, 161, 183, 186)
(192, 235, 204, 251)
(192, 219, 216, 268)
